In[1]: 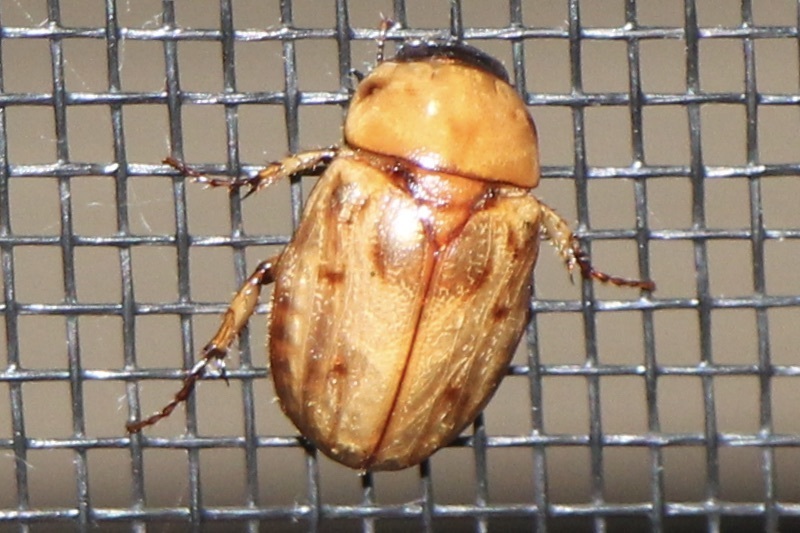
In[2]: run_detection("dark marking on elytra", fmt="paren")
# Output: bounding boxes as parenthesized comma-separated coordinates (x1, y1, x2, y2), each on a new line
(330, 354, 348, 377)
(319, 266, 346, 285)
(442, 384, 462, 405)
(270, 320, 290, 343)
(273, 293, 293, 314)
(491, 303, 511, 322)
(506, 229, 522, 261)
(462, 254, 493, 296)
(371, 242, 388, 279)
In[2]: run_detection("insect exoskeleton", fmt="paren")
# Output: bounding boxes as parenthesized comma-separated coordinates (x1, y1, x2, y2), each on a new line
(128, 40, 654, 472)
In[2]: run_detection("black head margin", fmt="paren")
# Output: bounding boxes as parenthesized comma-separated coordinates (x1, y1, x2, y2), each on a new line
(392, 40, 510, 84)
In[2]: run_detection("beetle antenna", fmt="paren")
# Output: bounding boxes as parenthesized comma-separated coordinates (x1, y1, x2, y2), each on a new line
(377, 16, 397, 63)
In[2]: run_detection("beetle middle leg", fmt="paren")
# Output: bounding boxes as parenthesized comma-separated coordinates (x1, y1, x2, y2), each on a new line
(539, 202, 655, 291)
(126, 258, 278, 433)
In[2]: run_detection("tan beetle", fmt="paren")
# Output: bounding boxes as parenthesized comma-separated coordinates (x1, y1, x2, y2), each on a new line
(127, 39, 654, 471)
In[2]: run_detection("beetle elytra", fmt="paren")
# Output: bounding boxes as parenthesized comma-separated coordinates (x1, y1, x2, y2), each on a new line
(127, 39, 654, 471)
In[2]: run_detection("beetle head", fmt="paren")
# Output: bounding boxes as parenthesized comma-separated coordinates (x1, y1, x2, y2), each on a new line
(393, 40, 510, 84)
(344, 40, 539, 189)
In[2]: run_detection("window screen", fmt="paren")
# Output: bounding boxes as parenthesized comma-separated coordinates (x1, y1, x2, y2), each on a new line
(1, 1, 799, 531)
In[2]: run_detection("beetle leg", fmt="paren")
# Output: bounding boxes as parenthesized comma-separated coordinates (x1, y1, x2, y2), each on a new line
(126, 258, 278, 433)
(164, 149, 337, 198)
(539, 202, 655, 291)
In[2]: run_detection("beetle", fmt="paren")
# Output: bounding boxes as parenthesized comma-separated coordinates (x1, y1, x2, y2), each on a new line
(127, 39, 654, 471)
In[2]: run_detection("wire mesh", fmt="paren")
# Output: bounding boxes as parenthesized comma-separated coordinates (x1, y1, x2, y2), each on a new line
(1, 0, 799, 531)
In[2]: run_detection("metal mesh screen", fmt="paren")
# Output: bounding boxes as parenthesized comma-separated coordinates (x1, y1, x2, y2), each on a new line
(1, 0, 800, 531)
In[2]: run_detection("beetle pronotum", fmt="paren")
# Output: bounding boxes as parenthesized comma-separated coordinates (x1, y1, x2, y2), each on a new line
(127, 38, 654, 471)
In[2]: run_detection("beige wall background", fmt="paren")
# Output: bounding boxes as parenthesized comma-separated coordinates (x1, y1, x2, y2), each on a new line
(0, 0, 799, 530)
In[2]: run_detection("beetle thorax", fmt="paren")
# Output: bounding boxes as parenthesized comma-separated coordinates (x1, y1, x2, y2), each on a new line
(344, 57, 541, 189)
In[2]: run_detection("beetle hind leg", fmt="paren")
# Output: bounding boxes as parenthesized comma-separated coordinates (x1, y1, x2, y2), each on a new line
(126, 258, 279, 433)
(539, 202, 655, 291)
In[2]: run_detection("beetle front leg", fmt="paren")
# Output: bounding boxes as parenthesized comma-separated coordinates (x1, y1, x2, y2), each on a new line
(164, 148, 337, 198)
(126, 258, 279, 433)
(539, 202, 655, 291)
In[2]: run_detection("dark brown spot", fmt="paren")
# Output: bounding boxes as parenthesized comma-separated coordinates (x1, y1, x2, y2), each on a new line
(272, 292, 293, 314)
(456, 254, 493, 298)
(443, 385, 461, 405)
(506, 228, 536, 261)
(319, 266, 345, 285)
(468, 257, 493, 294)
(506, 229, 522, 260)
(270, 320, 291, 343)
(441, 384, 468, 413)
(492, 303, 511, 322)
(330, 355, 348, 377)
(371, 242, 388, 279)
